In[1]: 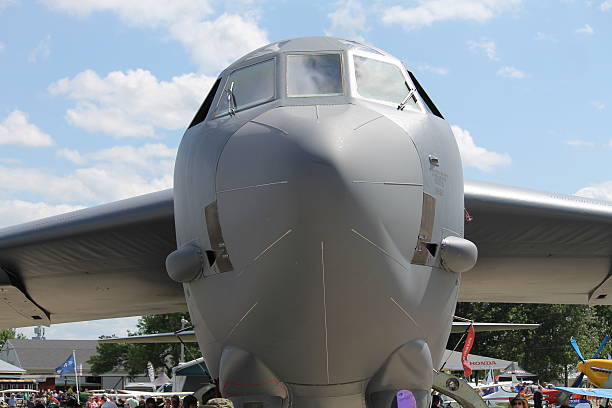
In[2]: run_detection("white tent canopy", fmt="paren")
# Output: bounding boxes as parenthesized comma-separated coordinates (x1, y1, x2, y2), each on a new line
(440, 350, 515, 371)
(0, 359, 26, 375)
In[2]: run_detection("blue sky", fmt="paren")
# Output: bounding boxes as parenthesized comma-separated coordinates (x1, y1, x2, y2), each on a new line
(1, 0, 611, 339)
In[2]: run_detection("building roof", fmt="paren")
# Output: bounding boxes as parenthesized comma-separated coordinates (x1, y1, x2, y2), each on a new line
(0, 358, 26, 374)
(0, 339, 98, 373)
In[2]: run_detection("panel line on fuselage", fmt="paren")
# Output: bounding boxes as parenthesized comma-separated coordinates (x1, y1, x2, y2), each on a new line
(217, 180, 289, 194)
(351, 181, 423, 186)
(350, 228, 411, 273)
(389, 297, 420, 328)
(253, 229, 294, 262)
(321, 241, 330, 384)
(225, 301, 259, 340)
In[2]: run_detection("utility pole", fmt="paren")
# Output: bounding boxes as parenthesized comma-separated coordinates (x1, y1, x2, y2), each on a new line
(180, 318, 188, 363)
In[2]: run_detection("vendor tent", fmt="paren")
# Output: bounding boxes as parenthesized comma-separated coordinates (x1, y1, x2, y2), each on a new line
(0, 359, 25, 375)
(440, 350, 515, 371)
(498, 362, 537, 378)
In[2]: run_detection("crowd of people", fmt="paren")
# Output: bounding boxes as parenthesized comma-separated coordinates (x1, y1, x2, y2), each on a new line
(0, 391, 233, 408)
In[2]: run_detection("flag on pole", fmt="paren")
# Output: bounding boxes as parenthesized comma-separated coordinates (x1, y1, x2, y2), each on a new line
(461, 323, 475, 378)
(147, 361, 155, 382)
(55, 353, 76, 376)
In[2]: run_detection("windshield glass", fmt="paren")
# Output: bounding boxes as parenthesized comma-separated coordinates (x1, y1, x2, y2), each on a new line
(214, 58, 275, 117)
(353, 56, 418, 110)
(287, 54, 343, 97)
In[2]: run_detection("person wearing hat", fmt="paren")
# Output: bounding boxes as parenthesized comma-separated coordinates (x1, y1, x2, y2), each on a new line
(509, 396, 529, 408)
(202, 398, 233, 408)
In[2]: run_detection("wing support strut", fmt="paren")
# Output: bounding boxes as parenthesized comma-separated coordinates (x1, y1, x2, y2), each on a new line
(432, 370, 488, 408)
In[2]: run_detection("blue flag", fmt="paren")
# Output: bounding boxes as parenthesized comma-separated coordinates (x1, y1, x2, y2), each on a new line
(55, 353, 75, 376)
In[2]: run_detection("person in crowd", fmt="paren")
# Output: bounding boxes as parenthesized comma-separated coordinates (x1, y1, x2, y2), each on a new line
(100, 396, 118, 408)
(170, 397, 179, 408)
(202, 399, 233, 408)
(124, 396, 138, 408)
(162, 399, 171, 408)
(181, 396, 197, 408)
(27, 397, 35, 408)
(509, 396, 529, 408)
(144, 398, 156, 408)
(431, 394, 443, 408)
(116, 399, 125, 408)
(7, 394, 17, 408)
(533, 385, 543, 408)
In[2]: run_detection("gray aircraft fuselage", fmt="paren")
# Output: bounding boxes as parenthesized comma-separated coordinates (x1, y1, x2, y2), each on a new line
(166, 37, 476, 408)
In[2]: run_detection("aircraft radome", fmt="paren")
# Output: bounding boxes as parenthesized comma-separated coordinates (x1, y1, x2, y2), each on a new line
(1, 37, 612, 408)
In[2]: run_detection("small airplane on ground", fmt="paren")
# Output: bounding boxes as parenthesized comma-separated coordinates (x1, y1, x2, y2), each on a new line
(552, 336, 612, 404)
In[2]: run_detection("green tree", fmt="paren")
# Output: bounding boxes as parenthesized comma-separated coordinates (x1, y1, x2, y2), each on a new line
(0, 328, 25, 348)
(88, 313, 202, 377)
(448, 303, 611, 384)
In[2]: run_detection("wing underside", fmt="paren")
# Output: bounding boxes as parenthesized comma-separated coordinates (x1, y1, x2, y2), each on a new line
(0, 189, 186, 329)
(462, 180, 612, 305)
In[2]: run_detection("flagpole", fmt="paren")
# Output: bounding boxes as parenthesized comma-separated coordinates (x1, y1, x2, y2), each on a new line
(73, 350, 80, 405)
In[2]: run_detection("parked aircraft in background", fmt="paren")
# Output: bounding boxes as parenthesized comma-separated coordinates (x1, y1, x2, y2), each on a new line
(2, 37, 612, 408)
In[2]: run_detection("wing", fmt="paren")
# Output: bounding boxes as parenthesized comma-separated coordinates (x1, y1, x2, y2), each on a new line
(0, 189, 186, 329)
(99, 331, 197, 344)
(99, 322, 538, 344)
(553, 387, 612, 399)
(462, 180, 612, 305)
(450, 322, 539, 333)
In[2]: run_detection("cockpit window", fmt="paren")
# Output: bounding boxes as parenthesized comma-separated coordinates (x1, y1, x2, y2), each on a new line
(214, 58, 275, 117)
(286, 54, 343, 97)
(353, 56, 419, 110)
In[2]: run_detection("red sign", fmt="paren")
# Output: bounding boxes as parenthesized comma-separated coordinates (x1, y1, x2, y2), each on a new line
(461, 324, 475, 377)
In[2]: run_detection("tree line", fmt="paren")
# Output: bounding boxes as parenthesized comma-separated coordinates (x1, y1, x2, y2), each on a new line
(448, 303, 612, 384)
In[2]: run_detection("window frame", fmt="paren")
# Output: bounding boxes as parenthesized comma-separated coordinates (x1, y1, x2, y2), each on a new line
(284, 52, 346, 100)
(212, 57, 277, 119)
(348, 50, 424, 113)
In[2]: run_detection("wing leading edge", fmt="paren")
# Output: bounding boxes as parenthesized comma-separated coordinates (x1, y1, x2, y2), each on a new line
(0, 189, 186, 329)
(2, 178, 611, 330)
(462, 180, 612, 305)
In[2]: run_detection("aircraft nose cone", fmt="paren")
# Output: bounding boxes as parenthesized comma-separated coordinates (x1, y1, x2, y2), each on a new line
(213, 104, 425, 384)
(216, 104, 423, 269)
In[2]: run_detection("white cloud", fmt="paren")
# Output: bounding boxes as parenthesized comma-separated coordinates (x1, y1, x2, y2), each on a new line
(49, 69, 215, 138)
(591, 101, 605, 111)
(18, 316, 140, 340)
(0, 143, 175, 205)
(0, 0, 17, 12)
(41, 0, 268, 73)
(326, 0, 368, 42)
(601, 1, 612, 11)
(576, 181, 612, 201)
(497, 66, 527, 79)
(168, 13, 268, 73)
(0, 110, 54, 147)
(0, 199, 84, 228)
(534, 32, 558, 43)
(451, 125, 511, 171)
(381, 0, 522, 30)
(57, 143, 177, 168)
(28, 34, 51, 63)
(0, 158, 20, 164)
(0, 42, 4, 52)
(564, 139, 595, 147)
(575, 24, 594, 35)
(417, 64, 449, 75)
(467, 39, 499, 61)
(56, 147, 86, 164)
